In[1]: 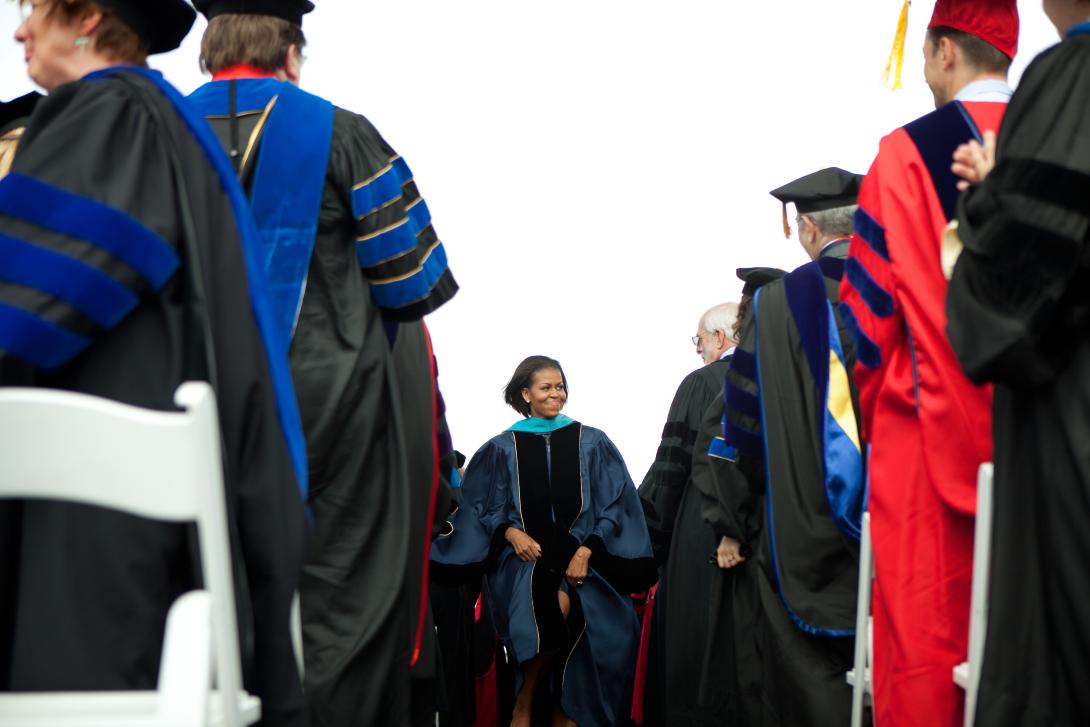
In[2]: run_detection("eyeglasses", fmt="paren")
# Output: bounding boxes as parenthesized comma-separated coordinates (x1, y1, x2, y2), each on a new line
(692, 330, 723, 346)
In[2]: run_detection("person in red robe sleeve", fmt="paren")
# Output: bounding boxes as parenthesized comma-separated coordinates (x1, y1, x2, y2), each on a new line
(838, 1, 1017, 725)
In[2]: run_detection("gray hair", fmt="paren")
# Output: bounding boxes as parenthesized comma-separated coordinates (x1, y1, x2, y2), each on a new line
(703, 302, 740, 343)
(804, 204, 857, 239)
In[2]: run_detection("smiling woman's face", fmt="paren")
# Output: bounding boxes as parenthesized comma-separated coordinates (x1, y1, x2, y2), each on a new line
(15, 0, 88, 91)
(521, 367, 567, 419)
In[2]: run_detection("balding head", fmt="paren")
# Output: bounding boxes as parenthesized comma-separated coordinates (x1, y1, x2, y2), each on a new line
(695, 303, 739, 365)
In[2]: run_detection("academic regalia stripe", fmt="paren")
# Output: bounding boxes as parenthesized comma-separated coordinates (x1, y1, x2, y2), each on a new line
(725, 380, 760, 420)
(0, 173, 179, 288)
(0, 301, 91, 369)
(357, 219, 421, 266)
(370, 241, 449, 309)
(993, 157, 1090, 214)
(660, 421, 698, 445)
(729, 347, 756, 380)
(0, 232, 139, 329)
(351, 156, 412, 218)
(838, 302, 881, 369)
(845, 257, 894, 318)
(853, 207, 889, 262)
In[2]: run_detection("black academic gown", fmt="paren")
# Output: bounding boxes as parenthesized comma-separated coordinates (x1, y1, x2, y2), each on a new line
(0, 70, 307, 727)
(638, 358, 732, 726)
(196, 83, 457, 727)
(946, 29, 1090, 727)
(721, 243, 863, 727)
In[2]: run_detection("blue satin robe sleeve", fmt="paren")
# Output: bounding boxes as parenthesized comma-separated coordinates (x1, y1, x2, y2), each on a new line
(582, 431, 653, 561)
(430, 438, 516, 568)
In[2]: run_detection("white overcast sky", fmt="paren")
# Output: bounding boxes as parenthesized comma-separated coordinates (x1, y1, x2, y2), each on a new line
(0, 1, 1061, 481)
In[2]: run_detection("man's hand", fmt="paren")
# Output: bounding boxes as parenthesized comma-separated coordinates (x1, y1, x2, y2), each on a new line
(952, 129, 997, 191)
(716, 536, 746, 569)
(565, 546, 592, 587)
(505, 528, 542, 561)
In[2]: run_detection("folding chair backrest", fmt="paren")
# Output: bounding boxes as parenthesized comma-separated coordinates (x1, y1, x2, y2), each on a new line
(0, 382, 242, 727)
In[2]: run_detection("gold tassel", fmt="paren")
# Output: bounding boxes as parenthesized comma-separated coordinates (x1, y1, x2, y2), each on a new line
(781, 202, 791, 239)
(882, 0, 911, 90)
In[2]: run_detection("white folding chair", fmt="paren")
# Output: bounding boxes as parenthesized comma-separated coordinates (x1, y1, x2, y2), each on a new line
(847, 510, 874, 727)
(954, 462, 994, 727)
(0, 382, 259, 727)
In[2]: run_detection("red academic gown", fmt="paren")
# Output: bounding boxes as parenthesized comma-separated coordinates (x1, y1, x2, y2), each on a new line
(839, 99, 1004, 727)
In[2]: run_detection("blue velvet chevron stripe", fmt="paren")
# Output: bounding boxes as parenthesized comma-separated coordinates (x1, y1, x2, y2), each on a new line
(0, 173, 179, 369)
(188, 79, 334, 345)
(903, 100, 980, 223)
(838, 302, 881, 369)
(0, 303, 89, 370)
(845, 257, 893, 318)
(729, 346, 756, 380)
(352, 154, 453, 311)
(91, 66, 308, 499)
(853, 208, 889, 261)
(723, 347, 762, 456)
(0, 232, 138, 329)
(369, 235, 449, 308)
(352, 156, 412, 222)
(0, 172, 179, 288)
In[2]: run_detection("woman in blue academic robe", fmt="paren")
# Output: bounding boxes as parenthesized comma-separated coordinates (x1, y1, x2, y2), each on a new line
(431, 355, 656, 727)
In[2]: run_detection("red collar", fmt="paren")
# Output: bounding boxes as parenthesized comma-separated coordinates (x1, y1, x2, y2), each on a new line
(212, 65, 279, 81)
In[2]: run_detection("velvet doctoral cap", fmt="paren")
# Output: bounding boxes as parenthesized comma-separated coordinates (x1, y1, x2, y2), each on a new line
(94, 0, 195, 54)
(928, 0, 1019, 59)
(193, 0, 315, 26)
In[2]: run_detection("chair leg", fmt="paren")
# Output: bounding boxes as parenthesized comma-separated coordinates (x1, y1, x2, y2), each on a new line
(851, 511, 873, 727)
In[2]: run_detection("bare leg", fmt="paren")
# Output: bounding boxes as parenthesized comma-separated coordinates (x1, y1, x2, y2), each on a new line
(513, 591, 573, 727)
(512, 656, 550, 727)
(558, 589, 571, 619)
(551, 707, 579, 727)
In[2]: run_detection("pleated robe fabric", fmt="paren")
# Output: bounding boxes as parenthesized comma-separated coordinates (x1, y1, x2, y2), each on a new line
(946, 29, 1090, 727)
(195, 78, 457, 727)
(431, 421, 657, 727)
(0, 69, 307, 726)
(637, 358, 732, 726)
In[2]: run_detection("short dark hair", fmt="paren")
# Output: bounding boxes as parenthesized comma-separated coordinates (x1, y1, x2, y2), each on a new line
(503, 355, 568, 418)
(199, 13, 306, 74)
(928, 26, 1010, 74)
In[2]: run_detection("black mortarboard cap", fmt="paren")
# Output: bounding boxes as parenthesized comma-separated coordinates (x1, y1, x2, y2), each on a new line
(736, 267, 786, 296)
(193, 0, 315, 26)
(769, 167, 864, 238)
(95, 0, 195, 54)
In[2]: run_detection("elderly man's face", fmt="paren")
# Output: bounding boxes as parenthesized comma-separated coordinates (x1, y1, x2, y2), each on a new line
(695, 326, 725, 365)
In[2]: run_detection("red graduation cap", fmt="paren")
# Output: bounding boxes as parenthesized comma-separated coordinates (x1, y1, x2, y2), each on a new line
(928, 0, 1019, 60)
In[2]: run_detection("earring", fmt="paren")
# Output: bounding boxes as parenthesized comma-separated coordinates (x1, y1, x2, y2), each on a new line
(74, 36, 90, 48)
